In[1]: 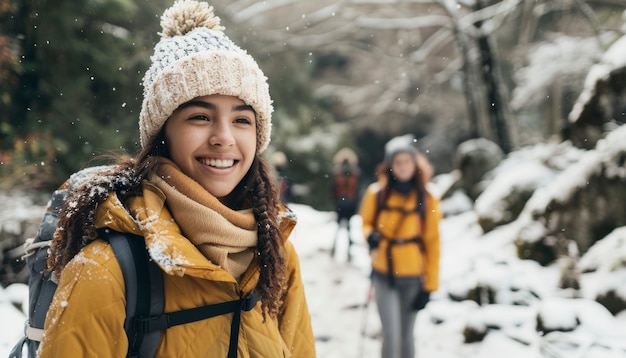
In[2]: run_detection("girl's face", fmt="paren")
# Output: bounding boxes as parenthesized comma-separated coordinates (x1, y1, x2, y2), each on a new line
(391, 151, 417, 182)
(165, 94, 257, 198)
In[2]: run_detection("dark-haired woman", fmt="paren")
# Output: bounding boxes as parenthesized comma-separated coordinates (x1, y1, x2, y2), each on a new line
(39, 1, 315, 357)
(359, 134, 441, 358)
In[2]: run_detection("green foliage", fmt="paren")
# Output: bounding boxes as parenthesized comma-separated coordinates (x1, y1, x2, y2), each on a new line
(0, 0, 169, 190)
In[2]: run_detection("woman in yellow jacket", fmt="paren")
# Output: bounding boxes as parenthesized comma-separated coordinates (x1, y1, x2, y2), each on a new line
(38, 1, 315, 357)
(359, 134, 441, 358)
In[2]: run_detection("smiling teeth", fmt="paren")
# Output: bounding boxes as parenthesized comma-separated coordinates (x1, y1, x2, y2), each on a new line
(201, 158, 234, 168)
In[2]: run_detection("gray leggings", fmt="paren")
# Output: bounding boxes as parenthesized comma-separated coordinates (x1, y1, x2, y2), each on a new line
(372, 272, 422, 358)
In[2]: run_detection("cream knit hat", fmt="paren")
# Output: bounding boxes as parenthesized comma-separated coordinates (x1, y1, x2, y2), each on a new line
(139, 0, 273, 152)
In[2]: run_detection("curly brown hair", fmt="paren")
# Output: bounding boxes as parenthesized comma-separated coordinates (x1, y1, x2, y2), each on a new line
(47, 130, 287, 318)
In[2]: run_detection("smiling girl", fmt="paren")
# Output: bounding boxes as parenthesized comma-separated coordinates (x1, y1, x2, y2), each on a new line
(36, 1, 315, 357)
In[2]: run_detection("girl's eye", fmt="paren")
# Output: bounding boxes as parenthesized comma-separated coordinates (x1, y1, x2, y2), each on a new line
(189, 114, 210, 121)
(234, 116, 253, 125)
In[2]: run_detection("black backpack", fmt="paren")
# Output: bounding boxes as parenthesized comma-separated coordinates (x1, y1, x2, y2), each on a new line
(9, 171, 259, 358)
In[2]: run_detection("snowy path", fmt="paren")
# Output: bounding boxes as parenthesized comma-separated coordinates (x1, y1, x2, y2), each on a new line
(288, 204, 626, 358)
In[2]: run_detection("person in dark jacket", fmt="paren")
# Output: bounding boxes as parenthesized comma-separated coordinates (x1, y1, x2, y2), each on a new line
(271, 151, 293, 204)
(359, 134, 441, 358)
(330, 147, 361, 261)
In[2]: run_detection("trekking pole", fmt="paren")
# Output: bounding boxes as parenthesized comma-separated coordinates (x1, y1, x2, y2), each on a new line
(357, 279, 374, 358)
(330, 226, 339, 258)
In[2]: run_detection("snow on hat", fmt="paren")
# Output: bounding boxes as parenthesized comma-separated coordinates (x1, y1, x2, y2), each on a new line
(384, 134, 417, 164)
(139, 0, 273, 152)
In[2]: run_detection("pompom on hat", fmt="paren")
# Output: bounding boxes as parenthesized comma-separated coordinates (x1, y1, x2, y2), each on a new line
(139, 0, 273, 152)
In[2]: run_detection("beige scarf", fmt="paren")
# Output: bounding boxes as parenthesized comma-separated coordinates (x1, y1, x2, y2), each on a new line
(149, 159, 258, 280)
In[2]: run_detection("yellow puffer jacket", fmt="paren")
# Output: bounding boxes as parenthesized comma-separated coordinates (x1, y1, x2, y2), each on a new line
(39, 181, 315, 357)
(359, 182, 441, 292)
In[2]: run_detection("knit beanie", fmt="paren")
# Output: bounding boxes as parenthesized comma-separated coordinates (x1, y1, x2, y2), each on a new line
(139, 0, 273, 152)
(332, 147, 359, 168)
(384, 134, 417, 165)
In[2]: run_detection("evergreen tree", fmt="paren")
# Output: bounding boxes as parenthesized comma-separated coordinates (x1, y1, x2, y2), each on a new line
(0, 0, 168, 190)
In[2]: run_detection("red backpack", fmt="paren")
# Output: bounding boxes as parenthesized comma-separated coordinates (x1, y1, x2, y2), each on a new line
(334, 170, 359, 199)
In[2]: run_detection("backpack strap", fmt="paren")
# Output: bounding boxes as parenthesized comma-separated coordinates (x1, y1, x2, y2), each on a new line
(417, 187, 426, 225)
(375, 187, 426, 224)
(104, 230, 164, 358)
(104, 229, 258, 358)
(132, 291, 260, 358)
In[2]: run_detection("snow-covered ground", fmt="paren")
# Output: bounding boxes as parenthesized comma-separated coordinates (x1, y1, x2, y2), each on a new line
(289, 203, 626, 358)
(2, 201, 626, 357)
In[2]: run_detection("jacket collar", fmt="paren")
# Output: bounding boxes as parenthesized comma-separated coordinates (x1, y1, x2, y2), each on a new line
(94, 179, 297, 292)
